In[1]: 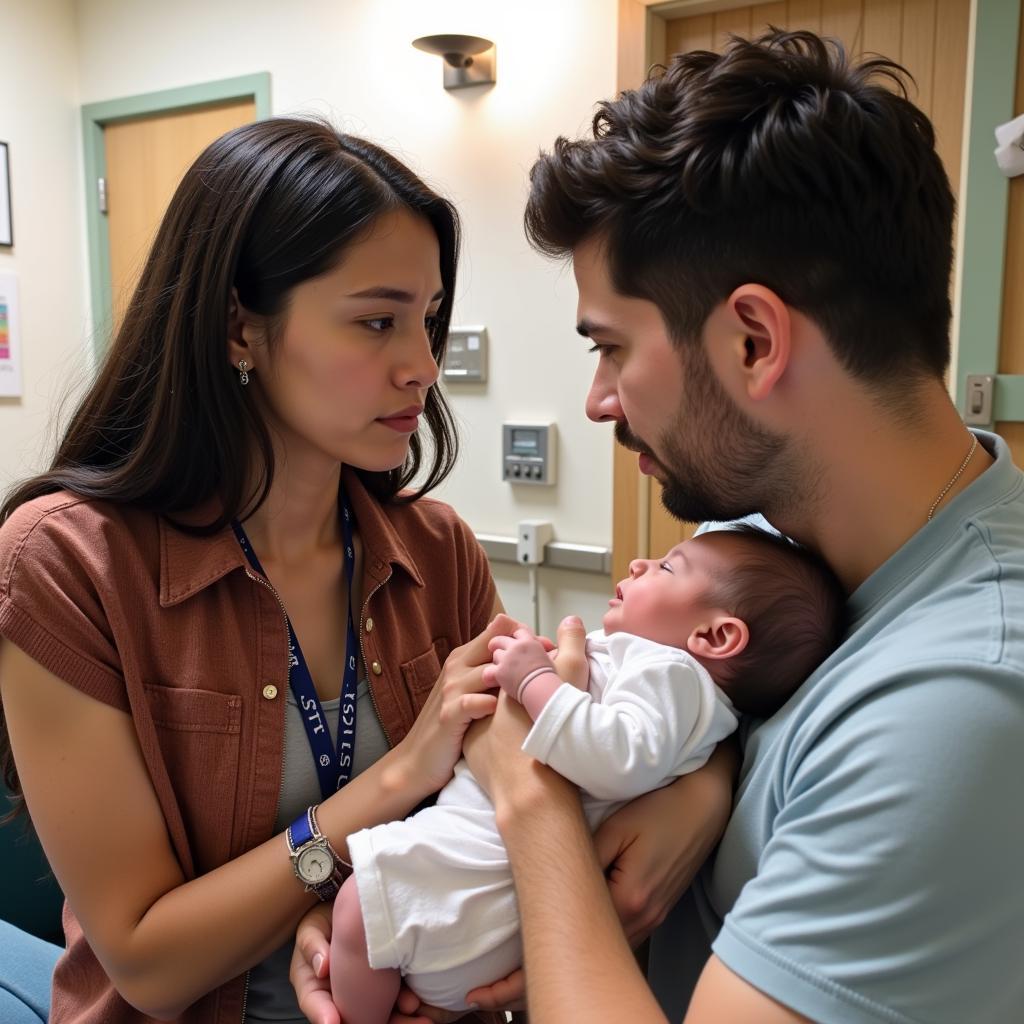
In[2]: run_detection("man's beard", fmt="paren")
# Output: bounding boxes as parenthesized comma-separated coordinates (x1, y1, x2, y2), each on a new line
(617, 345, 798, 525)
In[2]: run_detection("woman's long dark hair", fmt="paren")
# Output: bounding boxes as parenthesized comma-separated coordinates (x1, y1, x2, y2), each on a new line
(1, 117, 462, 806)
(2, 116, 461, 531)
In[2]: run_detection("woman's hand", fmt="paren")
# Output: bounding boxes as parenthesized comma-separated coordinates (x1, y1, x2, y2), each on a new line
(592, 742, 737, 946)
(397, 614, 519, 795)
(290, 903, 339, 1024)
(484, 627, 553, 701)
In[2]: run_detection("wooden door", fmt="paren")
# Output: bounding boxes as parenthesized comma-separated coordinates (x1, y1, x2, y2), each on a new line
(665, 2, 970, 208)
(614, 0, 974, 577)
(104, 99, 256, 330)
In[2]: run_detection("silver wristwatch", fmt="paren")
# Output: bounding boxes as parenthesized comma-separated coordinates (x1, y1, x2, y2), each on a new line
(286, 805, 348, 901)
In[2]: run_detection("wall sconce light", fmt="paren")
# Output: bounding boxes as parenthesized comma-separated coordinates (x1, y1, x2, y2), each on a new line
(412, 34, 496, 90)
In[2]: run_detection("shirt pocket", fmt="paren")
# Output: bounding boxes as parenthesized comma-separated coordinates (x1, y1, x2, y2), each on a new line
(400, 637, 452, 705)
(144, 684, 242, 873)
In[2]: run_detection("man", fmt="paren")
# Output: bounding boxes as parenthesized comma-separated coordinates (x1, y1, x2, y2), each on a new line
(467, 29, 1024, 1024)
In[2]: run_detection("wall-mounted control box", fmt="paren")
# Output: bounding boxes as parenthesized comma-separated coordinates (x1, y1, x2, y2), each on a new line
(503, 422, 557, 486)
(442, 326, 488, 383)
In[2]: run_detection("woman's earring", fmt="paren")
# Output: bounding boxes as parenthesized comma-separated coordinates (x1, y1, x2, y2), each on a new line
(237, 360, 250, 387)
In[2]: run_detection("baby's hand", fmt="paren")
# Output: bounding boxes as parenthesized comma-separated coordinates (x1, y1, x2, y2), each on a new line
(485, 627, 553, 702)
(550, 616, 588, 690)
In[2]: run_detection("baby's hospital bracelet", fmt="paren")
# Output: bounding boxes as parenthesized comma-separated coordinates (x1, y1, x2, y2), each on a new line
(516, 667, 560, 704)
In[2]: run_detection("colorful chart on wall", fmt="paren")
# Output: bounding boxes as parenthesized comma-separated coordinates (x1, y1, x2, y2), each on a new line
(0, 272, 23, 398)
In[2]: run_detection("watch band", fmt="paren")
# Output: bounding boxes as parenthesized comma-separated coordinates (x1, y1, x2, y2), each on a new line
(287, 806, 316, 850)
(307, 805, 352, 874)
(286, 805, 350, 901)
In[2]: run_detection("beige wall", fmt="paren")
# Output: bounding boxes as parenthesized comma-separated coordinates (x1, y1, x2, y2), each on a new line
(5, 0, 623, 632)
(0, 1, 91, 490)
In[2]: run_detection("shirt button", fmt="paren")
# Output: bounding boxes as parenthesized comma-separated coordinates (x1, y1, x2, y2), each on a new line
(262, 684, 279, 700)
(371, 661, 383, 676)
(365, 617, 374, 632)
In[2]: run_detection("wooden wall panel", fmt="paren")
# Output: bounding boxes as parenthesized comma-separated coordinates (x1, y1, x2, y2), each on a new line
(614, 0, 650, 579)
(618, 0, 650, 96)
(863, 0, 903, 58)
(820, 0, 864, 55)
(931, 0, 971, 200)
(649, 501, 697, 558)
(900, 0, 937, 115)
(787, 0, 822, 33)
(666, 14, 714, 56)
(611, 442, 643, 586)
(713, 6, 754, 48)
(756, 3, 789, 33)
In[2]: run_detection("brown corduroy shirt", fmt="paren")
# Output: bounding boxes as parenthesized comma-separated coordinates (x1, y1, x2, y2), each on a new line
(0, 470, 500, 1024)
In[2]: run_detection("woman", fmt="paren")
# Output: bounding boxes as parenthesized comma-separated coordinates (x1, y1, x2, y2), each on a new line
(0, 118, 729, 1024)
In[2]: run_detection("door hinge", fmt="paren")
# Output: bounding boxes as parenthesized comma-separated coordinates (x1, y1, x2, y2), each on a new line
(97, 177, 107, 214)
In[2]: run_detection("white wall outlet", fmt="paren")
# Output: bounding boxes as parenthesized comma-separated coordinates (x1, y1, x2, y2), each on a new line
(517, 519, 554, 565)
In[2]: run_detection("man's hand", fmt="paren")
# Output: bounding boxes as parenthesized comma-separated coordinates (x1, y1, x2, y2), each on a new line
(463, 690, 537, 791)
(459, 693, 568, 1018)
(465, 968, 526, 1014)
(549, 616, 589, 690)
(390, 986, 465, 1022)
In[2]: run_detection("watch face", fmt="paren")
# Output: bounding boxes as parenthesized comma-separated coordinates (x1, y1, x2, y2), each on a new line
(296, 845, 333, 884)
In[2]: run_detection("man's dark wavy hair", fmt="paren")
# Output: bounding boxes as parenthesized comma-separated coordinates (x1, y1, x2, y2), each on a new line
(525, 30, 956, 386)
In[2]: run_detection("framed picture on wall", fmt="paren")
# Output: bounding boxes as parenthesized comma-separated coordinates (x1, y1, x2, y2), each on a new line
(0, 142, 12, 247)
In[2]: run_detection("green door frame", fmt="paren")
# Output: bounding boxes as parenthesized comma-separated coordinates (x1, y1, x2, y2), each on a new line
(955, 0, 1023, 425)
(81, 72, 272, 360)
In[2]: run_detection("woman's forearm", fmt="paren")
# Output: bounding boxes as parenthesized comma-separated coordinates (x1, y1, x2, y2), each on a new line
(116, 612, 504, 1019)
(495, 767, 669, 1024)
(112, 746, 422, 1018)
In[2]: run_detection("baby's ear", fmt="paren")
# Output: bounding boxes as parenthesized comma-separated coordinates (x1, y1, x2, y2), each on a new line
(687, 615, 749, 660)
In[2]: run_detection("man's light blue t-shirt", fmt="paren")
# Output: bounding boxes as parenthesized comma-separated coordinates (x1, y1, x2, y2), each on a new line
(649, 430, 1024, 1024)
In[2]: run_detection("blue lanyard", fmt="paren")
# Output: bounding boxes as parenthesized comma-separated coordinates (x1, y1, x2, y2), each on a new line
(232, 495, 359, 800)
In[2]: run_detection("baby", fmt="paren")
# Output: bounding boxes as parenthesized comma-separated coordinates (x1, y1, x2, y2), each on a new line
(330, 526, 845, 1022)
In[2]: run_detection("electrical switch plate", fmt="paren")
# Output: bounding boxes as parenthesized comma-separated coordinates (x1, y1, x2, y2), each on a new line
(442, 326, 488, 383)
